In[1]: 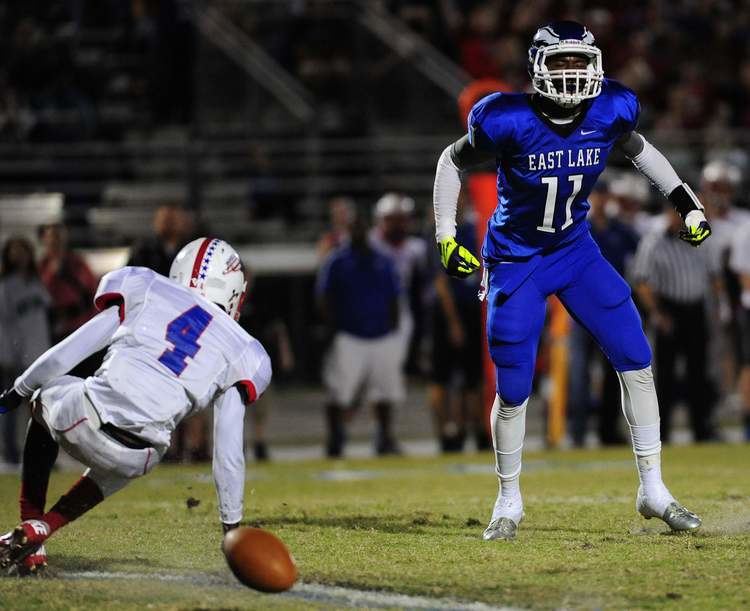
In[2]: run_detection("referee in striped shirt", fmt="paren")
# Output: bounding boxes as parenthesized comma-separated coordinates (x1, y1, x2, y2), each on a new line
(632, 206, 720, 442)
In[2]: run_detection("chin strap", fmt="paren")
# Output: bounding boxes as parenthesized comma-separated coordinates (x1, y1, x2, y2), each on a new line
(534, 95, 583, 124)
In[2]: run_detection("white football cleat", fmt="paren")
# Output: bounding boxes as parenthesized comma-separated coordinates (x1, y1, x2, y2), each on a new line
(483, 516, 523, 541)
(636, 486, 701, 532)
(483, 495, 524, 541)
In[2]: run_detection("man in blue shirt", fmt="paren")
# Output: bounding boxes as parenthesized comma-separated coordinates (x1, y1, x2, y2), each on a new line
(317, 216, 402, 457)
(432, 21, 708, 539)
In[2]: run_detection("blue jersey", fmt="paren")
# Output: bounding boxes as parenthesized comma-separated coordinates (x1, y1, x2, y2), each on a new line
(468, 78, 640, 262)
(316, 245, 401, 339)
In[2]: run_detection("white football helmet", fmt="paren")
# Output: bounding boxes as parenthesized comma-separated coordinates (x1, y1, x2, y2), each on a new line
(170, 237, 247, 320)
(528, 21, 604, 108)
(374, 192, 415, 219)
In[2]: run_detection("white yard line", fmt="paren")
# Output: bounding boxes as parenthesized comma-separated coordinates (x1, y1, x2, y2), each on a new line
(60, 570, 520, 610)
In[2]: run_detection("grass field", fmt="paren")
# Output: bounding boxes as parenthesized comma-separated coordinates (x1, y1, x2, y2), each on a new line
(0, 443, 748, 610)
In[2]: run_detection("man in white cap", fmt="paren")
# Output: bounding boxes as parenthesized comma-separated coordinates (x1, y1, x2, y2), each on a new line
(699, 160, 750, 397)
(370, 193, 428, 373)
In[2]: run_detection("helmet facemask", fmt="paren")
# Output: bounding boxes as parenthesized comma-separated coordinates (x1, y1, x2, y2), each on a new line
(530, 42, 603, 108)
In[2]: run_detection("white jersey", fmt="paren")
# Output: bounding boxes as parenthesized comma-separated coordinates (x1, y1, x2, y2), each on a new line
(369, 231, 428, 367)
(369, 231, 428, 296)
(730, 220, 750, 276)
(708, 207, 750, 270)
(85, 267, 271, 449)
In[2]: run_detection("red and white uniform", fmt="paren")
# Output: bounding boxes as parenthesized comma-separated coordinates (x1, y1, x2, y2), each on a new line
(14, 266, 271, 525)
(88, 266, 268, 449)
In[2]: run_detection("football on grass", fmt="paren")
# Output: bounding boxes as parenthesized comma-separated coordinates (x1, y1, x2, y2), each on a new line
(222, 527, 297, 592)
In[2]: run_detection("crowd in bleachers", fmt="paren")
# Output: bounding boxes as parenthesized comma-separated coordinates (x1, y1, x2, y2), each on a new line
(6, 1, 750, 140)
(389, 0, 750, 134)
(0, 0, 193, 142)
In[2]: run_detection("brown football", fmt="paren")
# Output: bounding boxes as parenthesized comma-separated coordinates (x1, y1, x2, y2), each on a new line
(222, 527, 297, 593)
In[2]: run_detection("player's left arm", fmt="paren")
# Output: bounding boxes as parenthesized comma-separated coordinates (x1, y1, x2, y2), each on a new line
(212, 385, 247, 533)
(617, 131, 711, 246)
(214, 342, 272, 532)
(0, 306, 121, 413)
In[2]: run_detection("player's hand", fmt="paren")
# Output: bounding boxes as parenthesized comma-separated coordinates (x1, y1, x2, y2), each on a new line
(438, 237, 480, 278)
(0, 388, 22, 415)
(679, 211, 711, 247)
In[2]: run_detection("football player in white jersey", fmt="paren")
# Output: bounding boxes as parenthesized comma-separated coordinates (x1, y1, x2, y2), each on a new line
(0, 238, 271, 575)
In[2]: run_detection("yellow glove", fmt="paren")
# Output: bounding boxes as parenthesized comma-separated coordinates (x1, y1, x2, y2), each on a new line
(438, 236, 480, 278)
(679, 210, 711, 247)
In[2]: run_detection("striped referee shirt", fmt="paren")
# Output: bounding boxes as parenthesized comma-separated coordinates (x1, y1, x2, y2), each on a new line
(631, 226, 718, 303)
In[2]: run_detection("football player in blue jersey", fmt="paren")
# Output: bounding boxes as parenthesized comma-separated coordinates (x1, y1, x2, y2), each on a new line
(433, 21, 709, 540)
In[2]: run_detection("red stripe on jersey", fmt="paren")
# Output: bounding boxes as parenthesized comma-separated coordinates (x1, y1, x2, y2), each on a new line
(238, 380, 258, 404)
(60, 417, 88, 433)
(190, 238, 213, 287)
(94, 292, 125, 322)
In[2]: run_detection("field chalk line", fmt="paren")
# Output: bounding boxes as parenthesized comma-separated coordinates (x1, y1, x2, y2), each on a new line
(60, 570, 520, 610)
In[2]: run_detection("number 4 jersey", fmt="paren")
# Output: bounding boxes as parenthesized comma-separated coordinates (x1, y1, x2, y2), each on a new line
(85, 266, 271, 449)
(469, 78, 639, 262)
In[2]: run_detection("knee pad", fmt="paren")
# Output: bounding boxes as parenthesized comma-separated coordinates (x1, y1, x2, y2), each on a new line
(613, 330, 652, 371)
(489, 316, 538, 407)
(495, 364, 533, 407)
(608, 301, 653, 371)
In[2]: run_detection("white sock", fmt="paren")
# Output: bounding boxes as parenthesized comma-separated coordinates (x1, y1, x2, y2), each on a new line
(489, 395, 526, 521)
(617, 368, 674, 511)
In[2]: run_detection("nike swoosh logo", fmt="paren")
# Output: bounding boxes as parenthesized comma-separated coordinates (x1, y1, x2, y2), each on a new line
(580, 129, 597, 135)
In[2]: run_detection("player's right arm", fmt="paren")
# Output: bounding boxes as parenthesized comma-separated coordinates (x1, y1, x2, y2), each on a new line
(433, 98, 498, 278)
(0, 306, 121, 412)
(1, 266, 150, 414)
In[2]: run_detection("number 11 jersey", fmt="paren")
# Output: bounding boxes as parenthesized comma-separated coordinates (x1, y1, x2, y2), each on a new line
(468, 78, 639, 263)
(86, 266, 271, 450)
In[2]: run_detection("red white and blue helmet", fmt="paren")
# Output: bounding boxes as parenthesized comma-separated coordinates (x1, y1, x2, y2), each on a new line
(528, 21, 604, 108)
(170, 237, 247, 320)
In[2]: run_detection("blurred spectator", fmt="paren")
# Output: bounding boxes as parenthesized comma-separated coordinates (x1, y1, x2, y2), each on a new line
(568, 183, 640, 447)
(316, 196, 355, 261)
(129, 205, 199, 463)
(127, 205, 195, 276)
(608, 173, 661, 237)
(0, 237, 51, 464)
(427, 202, 486, 453)
(239, 266, 296, 462)
(632, 206, 719, 442)
(370, 193, 428, 374)
(699, 160, 750, 394)
(38, 223, 97, 344)
(5, 2, 750, 141)
(702, 160, 750, 264)
(317, 215, 402, 457)
(729, 221, 750, 441)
